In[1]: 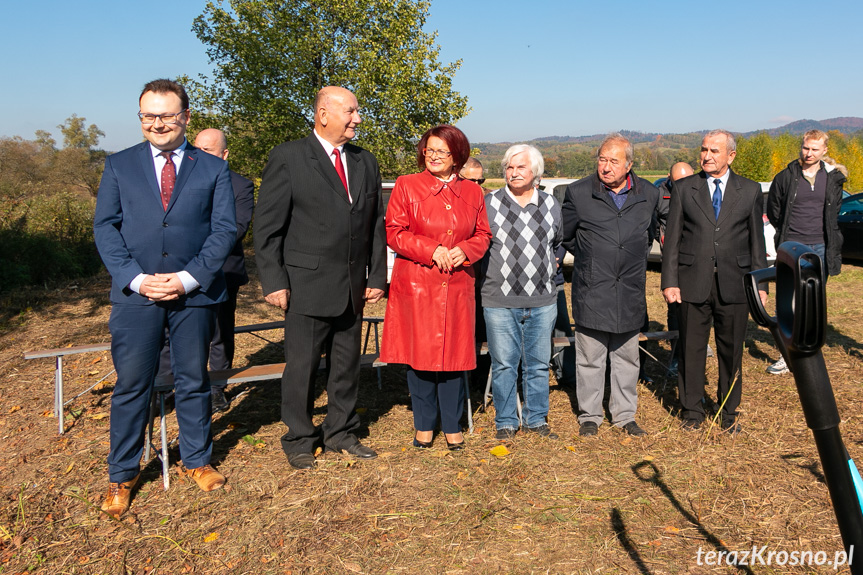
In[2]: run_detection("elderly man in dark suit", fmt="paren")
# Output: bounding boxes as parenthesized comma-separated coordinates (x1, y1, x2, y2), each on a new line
(254, 86, 387, 470)
(661, 130, 767, 434)
(94, 79, 235, 518)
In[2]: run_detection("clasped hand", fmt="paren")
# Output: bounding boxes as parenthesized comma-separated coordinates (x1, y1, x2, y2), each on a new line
(431, 245, 467, 273)
(140, 273, 186, 301)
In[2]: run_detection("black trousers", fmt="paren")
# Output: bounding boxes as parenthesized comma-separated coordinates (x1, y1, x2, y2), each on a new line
(280, 306, 362, 455)
(208, 283, 240, 371)
(678, 273, 748, 423)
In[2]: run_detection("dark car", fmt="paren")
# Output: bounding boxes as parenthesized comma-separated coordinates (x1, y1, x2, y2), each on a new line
(839, 192, 863, 261)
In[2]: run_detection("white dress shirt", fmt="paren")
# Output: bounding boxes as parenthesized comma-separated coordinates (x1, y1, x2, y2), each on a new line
(313, 129, 352, 202)
(129, 139, 199, 295)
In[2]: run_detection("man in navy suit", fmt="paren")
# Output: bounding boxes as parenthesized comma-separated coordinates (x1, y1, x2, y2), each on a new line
(157, 128, 254, 412)
(254, 86, 387, 470)
(94, 79, 236, 518)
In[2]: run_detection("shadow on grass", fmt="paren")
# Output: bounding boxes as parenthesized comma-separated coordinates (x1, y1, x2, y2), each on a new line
(147, 331, 408, 468)
(780, 453, 826, 484)
(631, 460, 754, 575)
(610, 508, 653, 575)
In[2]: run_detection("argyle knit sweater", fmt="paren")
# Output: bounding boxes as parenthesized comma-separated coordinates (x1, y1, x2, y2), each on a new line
(481, 188, 562, 309)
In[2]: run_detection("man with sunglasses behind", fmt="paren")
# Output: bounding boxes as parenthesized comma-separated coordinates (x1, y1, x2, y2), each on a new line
(94, 79, 236, 518)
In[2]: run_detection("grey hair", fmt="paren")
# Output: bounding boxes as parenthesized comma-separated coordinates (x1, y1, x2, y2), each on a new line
(704, 129, 737, 153)
(596, 133, 633, 166)
(501, 144, 544, 186)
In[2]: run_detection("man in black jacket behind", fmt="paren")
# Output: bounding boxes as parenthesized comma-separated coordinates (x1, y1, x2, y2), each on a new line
(764, 130, 846, 374)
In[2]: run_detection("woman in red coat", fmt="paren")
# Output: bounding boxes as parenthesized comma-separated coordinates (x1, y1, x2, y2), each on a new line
(381, 125, 491, 450)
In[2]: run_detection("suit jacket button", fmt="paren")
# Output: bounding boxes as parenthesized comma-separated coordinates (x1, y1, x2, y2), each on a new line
(162, 252, 168, 257)
(163, 222, 168, 227)
(350, 260, 355, 265)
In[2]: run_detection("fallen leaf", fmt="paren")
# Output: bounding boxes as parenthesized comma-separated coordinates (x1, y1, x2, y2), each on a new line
(565, 445, 577, 452)
(89, 413, 109, 420)
(204, 532, 219, 543)
(9, 406, 21, 413)
(664, 526, 680, 534)
(619, 437, 632, 445)
(64, 462, 74, 474)
(512, 524, 523, 530)
(344, 562, 362, 572)
(643, 455, 654, 462)
(314, 447, 323, 457)
(89, 357, 102, 365)
(489, 445, 510, 458)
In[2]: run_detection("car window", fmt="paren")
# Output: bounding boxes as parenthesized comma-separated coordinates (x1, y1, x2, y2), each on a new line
(840, 195, 863, 216)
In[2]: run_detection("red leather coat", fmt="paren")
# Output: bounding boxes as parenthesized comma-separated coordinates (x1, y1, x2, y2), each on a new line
(380, 170, 492, 371)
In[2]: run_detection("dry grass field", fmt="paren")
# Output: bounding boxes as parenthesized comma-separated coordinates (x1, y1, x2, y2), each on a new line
(2, 257, 863, 574)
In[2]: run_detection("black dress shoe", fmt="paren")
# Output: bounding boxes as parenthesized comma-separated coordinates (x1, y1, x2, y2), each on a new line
(445, 437, 465, 451)
(287, 452, 316, 470)
(413, 435, 433, 449)
(579, 421, 598, 437)
(343, 442, 378, 459)
(722, 419, 742, 435)
(682, 419, 702, 431)
(622, 421, 647, 437)
(211, 387, 230, 413)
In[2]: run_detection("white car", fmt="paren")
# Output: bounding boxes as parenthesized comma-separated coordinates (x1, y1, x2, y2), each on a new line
(539, 178, 777, 266)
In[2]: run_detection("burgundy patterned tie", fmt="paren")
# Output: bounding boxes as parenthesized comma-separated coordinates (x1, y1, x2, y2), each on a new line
(332, 148, 348, 197)
(160, 151, 176, 210)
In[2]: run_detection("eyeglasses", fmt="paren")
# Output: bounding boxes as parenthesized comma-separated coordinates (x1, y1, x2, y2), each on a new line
(423, 148, 451, 158)
(464, 178, 486, 185)
(137, 109, 188, 125)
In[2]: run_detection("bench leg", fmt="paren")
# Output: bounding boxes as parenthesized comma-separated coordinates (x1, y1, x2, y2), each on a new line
(56, 356, 65, 434)
(160, 392, 169, 491)
(464, 371, 473, 434)
(144, 392, 157, 464)
(483, 370, 493, 411)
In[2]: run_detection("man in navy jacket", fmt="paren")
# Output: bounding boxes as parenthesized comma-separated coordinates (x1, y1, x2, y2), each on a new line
(94, 79, 236, 518)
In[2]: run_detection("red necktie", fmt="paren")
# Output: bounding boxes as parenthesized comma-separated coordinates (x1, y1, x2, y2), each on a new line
(160, 150, 176, 210)
(332, 148, 348, 197)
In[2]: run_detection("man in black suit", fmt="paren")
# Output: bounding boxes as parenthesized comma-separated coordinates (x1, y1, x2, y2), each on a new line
(661, 130, 767, 434)
(192, 129, 255, 410)
(254, 86, 387, 470)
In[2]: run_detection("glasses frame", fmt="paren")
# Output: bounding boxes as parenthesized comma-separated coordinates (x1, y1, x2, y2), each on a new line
(422, 147, 452, 159)
(137, 109, 189, 125)
(464, 177, 486, 185)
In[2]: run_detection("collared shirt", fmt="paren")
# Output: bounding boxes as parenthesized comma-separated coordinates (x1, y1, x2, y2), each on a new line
(602, 174, 632, 210)
(707, 169, 731, 201)
(130, 138, 197, 295)
(150, 139, 188, 193)
(504, 185, 538, 206)
(313, 129, 352, 202)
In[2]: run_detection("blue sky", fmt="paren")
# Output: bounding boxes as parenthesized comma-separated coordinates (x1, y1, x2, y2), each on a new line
(1, 0, 860, 152)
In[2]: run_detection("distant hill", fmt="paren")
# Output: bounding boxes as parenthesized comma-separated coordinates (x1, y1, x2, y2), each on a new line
(745, 117, 863, 137)
(475, 118, 863, 148)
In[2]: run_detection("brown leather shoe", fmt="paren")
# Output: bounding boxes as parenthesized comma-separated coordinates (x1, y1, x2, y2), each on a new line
(101, 473, 140, 519)
(184, 464, 225, 492)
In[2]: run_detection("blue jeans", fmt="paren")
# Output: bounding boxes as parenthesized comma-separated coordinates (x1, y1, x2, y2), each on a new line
(484, 304, 557, 430)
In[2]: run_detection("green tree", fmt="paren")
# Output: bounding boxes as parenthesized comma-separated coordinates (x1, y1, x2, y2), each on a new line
(58, 114, 104, 150)
(734, 132, 773, 182)
(185, 0, 469, 178)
